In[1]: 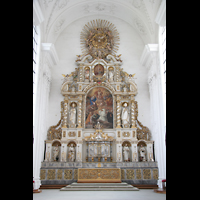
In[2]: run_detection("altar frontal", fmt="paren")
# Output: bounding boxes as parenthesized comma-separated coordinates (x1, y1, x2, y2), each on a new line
(78, 168, 121, 183)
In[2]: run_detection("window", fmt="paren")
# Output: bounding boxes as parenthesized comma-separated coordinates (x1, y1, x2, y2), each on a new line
(159, 26, 166, 126)
(161, 27, 166, 93)
(33, 25, 40, 125)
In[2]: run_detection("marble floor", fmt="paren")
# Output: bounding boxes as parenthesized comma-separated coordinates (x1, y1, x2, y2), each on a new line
(33, 189, 166, 200)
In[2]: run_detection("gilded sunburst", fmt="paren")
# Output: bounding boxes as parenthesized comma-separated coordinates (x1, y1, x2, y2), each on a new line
(80, 19, 120, 59)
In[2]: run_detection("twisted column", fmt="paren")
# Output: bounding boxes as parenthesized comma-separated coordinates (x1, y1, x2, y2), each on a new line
(79, 65, 83, 82)
(131, 99, 136, 128)
(115, 65, 120, 82)
(77, 95, 82, 128)
(116, 95, 121, 128)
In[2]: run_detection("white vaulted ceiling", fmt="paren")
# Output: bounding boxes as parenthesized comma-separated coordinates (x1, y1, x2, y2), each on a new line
(38, 0, 162, 44)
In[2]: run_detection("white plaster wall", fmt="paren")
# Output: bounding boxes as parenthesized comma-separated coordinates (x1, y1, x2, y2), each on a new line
(47, 15, 151, 132)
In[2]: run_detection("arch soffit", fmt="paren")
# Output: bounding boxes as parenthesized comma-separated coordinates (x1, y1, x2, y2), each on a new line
(122, 140, 132, 147)
(52, 139, 61, 146)
(46, 1, 153, 44)
(137, 139, 147, 146)
(67, 140, 77, 147)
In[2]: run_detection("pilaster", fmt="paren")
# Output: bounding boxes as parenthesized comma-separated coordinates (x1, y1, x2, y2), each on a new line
(155, 0, 166, 27)
(140, 44, 166, 188)
(33, 0, 44, 26)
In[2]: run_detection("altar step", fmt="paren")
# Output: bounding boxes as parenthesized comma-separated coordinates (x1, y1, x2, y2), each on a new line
(40, 184, 157, 189)
(60, 182, 139, 191)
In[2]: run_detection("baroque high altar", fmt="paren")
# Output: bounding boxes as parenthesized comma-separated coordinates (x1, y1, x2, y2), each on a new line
(41, 20, 158, 185)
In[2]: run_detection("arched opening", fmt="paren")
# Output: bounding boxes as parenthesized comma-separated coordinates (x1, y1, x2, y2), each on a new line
(137, 140, 147, 162)
(67, 141, 77, 162)
(52, 140, 61, 161)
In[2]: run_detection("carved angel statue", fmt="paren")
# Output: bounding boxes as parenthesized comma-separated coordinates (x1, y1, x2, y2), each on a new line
(61, 73, 72, 83)
(114, 54, 122, 62)
(76, 55, 82, 62)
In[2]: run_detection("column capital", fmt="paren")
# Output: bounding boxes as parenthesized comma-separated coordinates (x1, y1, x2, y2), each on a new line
(41, 43, 59, 67)
(155, 0, 166, 27)
(33, 0, 44, 26)
(140, 44, 158, 70)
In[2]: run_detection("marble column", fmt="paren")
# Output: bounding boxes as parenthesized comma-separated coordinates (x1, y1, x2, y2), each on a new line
(131, 142, 138, 162)
(44, 142, 52, 162)
(146, 141, 154, 162)
(116, 143, 122, 162)
(76, 143, 82, 162)
(63, 99, 68, 128)
(60, 142, 67, 162)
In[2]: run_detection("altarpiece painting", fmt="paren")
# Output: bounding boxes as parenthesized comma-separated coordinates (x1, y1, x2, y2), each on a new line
(85, 87, 113, 129)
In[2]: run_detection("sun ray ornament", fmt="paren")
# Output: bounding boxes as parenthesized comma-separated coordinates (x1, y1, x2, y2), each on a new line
(80, 19, 120, 60)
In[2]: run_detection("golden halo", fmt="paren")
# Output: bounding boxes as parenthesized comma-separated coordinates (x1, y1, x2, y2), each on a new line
(80, 19, 120, 59)
(122, 102, 129, 107)
(70, 102, 77, 108)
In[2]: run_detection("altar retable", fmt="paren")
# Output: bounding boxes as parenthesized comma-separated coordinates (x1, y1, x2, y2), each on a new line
(40, 19, 158, 186)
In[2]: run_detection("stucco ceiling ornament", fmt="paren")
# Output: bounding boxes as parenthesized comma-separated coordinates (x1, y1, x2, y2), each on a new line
(80, 19, 120, 59)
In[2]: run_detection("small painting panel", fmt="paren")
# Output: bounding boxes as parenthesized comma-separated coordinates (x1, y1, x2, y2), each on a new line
(94, 64, 104, 77)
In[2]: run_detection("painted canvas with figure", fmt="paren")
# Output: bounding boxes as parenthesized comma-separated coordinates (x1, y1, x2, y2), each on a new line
(85, 87, 113, 129)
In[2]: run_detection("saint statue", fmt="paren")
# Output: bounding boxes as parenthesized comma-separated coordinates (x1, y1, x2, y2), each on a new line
(53, 145, 59, 161)
(68, 144, 75, 162)
(85, 68, 90, 80)
(123, 144, 129, 162)
(121, 103, 129, 125)
(71, 85, 76, 92)
(109, 70, 114, 82)
(139, 145, 146, 162)
(69, 103, 76, 125)
(123, 85, 128, 92)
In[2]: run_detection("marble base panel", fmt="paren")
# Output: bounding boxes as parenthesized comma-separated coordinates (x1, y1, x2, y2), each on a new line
(41, 161, 157, 168)
(40, 161, 158, 185)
